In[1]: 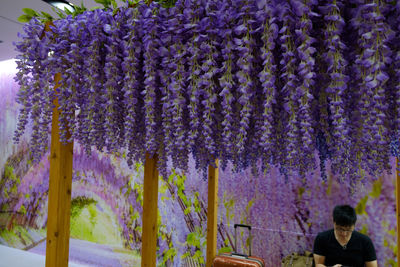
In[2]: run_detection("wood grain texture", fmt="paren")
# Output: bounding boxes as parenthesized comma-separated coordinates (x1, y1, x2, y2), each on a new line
(206, 159, 219, 267)
(141, 153, 159, 267)
(45, 72, 74, 267)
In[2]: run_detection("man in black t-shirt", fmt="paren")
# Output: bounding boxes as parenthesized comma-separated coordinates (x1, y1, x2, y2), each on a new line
(313, 205, 377, 267)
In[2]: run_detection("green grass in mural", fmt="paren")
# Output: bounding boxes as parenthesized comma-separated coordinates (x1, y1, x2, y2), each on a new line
(0, 225, 34, 248)
(70, 201, 122, 245)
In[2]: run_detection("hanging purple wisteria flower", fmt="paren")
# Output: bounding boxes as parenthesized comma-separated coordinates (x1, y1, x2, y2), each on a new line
(141, 2, 163, 156)
(233, 0, 258, 166)
(103, 9, 128, 152)
(292, 0, 318, 174)
(122, 6, 146, 165)
(194, 0, 221, 171)
(257, 1, 278, 171)
(14, 18, 53, 162)
(319, 0, 351, 176)
(350, 0, 394, 177)
(277, 1, 301, 173)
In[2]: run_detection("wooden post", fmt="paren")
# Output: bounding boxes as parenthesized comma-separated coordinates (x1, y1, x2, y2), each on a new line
(141, 153, 159, 267)
(396, 157, 400, 267)
(45, 73, 74, 267)
(206, 159, 219, 267)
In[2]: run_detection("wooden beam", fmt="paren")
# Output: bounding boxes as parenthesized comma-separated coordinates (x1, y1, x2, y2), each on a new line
(45, 73, 74, 267)
(141, 153, 159, 267)
(206, 159, 219, 267)
(397, 157, 400, 267)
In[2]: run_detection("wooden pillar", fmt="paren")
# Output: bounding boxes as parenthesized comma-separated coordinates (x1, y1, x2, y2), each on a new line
(206, 159, 219, 267)
(397, 157, 400, 267)
(141, 153, 159, 267)
(45, 73, 74, 267)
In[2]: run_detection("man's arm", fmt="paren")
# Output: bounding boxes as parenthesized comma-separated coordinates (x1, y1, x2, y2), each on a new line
(314, 253, 326, 267)
(365, 260, 378, 267)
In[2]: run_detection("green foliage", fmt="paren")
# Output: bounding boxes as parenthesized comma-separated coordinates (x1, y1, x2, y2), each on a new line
(159, 182, 167, 194)
(132, 211, 139, 221)
(18, 0, 177, 25)
(182, 227, 205, 263)
(0, 226, 38, 247)
(17, 8, 39, 23)
(22, 8, 38, 17)
(169, 170, 193, 209)
(245, 199, 254, 215)
(18, 8, 54, 23)
(94, 0, 117, 9)
(160, 170, 208, 265)
(70, 201, 122, 245)
(369, 179, 381, 198)
(387, 229, 396, 236)
(359, 224, 368, 235)
(1, 163, 21, 206)
(193, 192, 201, 213)
(3, 189, 8, 199)
(135, 162, 143, 173)
(10, 184, 18, 194)
(193, 250, 204, 264)
(186, 232, 200, 248)
(386, 259, 396, 267)
(162, 247, 177, 265)
(184, 206, 192, 215)
(223, 192, 235, 224)
(88, 203, 97, 228)
(355, 195, 368, 215)
(70, 196, 97, 218)
(133, 182, 143, 206)
(218, 246, 232, 254)
(4, 164, 19, 183)
(155, 0, 177, 8)
(19, 205, 26, 215)
(40, 11, 53, 21)
(297, 187, 305, 197)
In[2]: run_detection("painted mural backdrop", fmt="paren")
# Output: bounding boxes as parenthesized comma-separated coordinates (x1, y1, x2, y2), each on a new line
(0, 60, 397, 266)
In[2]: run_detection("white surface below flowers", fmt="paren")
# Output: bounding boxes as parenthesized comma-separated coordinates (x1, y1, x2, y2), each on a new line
(0, 244, 90, 267)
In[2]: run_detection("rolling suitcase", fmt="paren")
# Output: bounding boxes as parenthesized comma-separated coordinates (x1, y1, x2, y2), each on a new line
(212, 224, 265, 267)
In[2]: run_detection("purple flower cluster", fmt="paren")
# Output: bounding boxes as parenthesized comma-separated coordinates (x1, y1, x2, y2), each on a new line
(13, 0, 400, 179)
(393, 2, 400, 144)
(319, 0, 350, 176)
(277, 1, 301, 173)
(349, 0, 394, 177)
(14, 18, 53, 160)
(122, 7, 146, 165)
(257, 1, 277, 171)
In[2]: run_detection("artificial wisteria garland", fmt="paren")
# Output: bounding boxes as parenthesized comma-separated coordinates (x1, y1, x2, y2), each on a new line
(13, 0, 400, 180)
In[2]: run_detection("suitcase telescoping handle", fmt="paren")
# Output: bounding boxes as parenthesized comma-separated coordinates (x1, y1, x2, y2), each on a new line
(234, 224, 252, 257)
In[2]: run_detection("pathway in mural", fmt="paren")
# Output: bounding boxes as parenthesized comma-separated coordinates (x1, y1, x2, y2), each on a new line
(28, 238, 140, 267)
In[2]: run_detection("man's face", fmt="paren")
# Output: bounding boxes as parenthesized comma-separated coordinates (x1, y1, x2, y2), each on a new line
(334, 222, 354, 240)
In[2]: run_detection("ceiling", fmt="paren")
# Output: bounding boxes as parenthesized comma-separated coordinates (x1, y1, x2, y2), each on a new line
(0, 0, 101, 62)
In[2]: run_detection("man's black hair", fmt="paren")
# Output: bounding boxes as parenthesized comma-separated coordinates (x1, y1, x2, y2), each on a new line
(333, 204, 357, 226)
